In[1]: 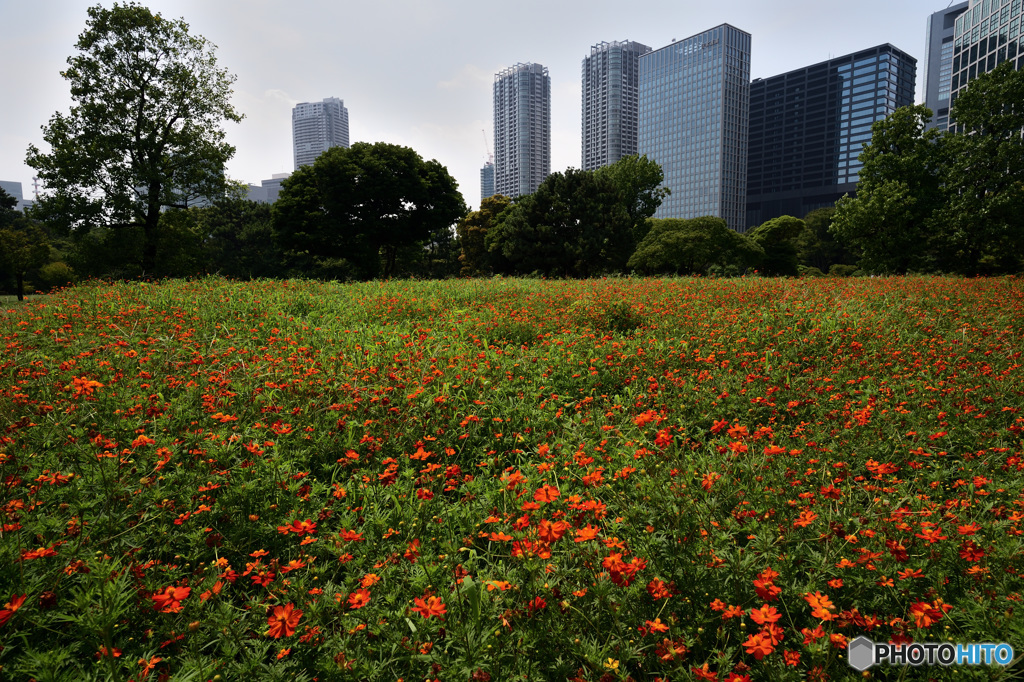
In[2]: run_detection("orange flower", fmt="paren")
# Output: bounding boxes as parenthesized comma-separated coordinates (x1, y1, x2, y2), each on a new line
(803, 591, 835, 621)
(267, 603, 303, 638)
(645, 618, 669, 633)
(0, 594, 27, 628)
(749, 604, 781, 625)
(411, 595, 447, 619)
(137, 655, 162, 678)
(348, 589, 371, 610)
(360, 573, 381, 588)
(151, 585, 191, 613)
(533, 485, 560, 503)
(743, 631, 775, 660)
(574, 525, 600, 542)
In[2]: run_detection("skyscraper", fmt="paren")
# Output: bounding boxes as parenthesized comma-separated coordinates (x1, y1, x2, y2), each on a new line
(480, 161, 495, 201)
(493, 63, 551, 198)
(746, 45, 917, 226)
(950, 0, 1024, 121)
(924, 2, 970, 131)
(292, 97, 350, 170)
(582, 40, 651, 170)
(638, 25, 751, 231)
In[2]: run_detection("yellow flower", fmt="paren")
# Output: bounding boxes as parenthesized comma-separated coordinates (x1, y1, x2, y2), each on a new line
(604, 658, 619, 670)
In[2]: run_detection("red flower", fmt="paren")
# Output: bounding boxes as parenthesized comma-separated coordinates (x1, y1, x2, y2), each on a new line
(151, 585, 191, 613)
(267, 603, 303, 638)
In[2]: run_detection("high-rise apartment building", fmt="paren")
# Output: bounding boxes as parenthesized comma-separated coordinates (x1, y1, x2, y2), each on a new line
(746, 45, 917, 226)
(925, 2, 970, 131)
(493, 63, 551, 198)
(950, 0, 1024, 119)
(292, 97, 350, 170)
(638, 25, 751, 231)
(582, 40, 651, 170)
(480, 161, 495, 200)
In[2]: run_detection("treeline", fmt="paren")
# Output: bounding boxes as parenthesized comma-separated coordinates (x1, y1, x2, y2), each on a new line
(5, 63, 1021, 295)
(832, 62, 1024, 275)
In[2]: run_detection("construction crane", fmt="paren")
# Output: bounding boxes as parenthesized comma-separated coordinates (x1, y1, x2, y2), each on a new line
(481, 129, 494, 164)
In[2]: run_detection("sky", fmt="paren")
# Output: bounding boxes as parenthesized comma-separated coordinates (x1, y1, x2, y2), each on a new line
(0, 0, 958, 211)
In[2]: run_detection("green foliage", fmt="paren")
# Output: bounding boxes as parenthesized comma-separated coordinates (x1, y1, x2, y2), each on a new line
(36, 261, 76, 291)
(795, 207, 853, 273)
(486, 168, 631, 277)
(457, 195, 511, 276)
(831, 105, 946, 274)
(485, 157, 668, 278)
(274, 142, 467, 280)
(25, 2, 242, 274)
(0, 215, 52, 300)
(938, 62, 1024, 274)
(748, 215, 804, 277)
(627, 217, 763, 275)
(594, 154, 670, 262)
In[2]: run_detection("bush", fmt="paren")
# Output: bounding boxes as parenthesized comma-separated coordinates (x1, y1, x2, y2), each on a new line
(829, 264, 859, 277)
(37, 261, 76, 291)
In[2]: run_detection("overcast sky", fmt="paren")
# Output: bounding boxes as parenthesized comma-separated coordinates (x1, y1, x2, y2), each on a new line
(1, 0, 955, 211)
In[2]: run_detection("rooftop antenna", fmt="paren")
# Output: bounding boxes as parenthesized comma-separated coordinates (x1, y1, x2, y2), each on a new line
(31, 176, 40, 200)
(481, 129, 494, 164)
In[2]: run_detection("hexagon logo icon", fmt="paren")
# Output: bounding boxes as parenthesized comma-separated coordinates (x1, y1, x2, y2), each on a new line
(848, 636, 875, 671)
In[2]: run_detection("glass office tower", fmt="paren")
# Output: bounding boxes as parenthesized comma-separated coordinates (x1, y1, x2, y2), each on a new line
(746, 45, 917, 227)
(925, 2, 970, 131)
(951, 0, 1024, 118)
(582, 40, 651, 170)
(638, 25, 751, 231)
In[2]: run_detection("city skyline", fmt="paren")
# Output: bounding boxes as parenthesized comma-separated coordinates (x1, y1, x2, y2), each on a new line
(0, 1, 966, 212)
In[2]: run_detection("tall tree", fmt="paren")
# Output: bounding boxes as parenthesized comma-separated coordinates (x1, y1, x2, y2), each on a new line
(830, 105, 946, 274)
(26, 2, 242, 274)
(273, 142, 467, 280)
(457, 195, 511, 276)
(594, 154, 669, 267)
(938, 62, 1024, 274)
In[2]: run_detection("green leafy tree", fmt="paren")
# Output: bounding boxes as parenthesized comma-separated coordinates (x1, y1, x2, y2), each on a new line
(795, 207, 853, 272)
(457, 195, 511, 277)
(197, 198, 282, 279)
(486, 168, 635, 277)
(748, 215, 805, 277)
(938, 62, 1024, 274)
(0, 215, 51, 301)
(26, 2, 242, 274)
(274, 142, 467, 280)
(627, 217, 763, 276)
(830, 105, 946, 273)
(594, 154, 670, 266)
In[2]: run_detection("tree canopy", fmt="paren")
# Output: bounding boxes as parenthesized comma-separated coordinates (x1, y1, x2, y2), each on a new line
(485, 156, 667, 277)
(273, 142, 467, 280)
(26, 2, 242, 273)
(627, 217, 763, 276)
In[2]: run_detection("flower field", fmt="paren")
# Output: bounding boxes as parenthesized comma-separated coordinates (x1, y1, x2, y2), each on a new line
(1, 276, 1022, 681)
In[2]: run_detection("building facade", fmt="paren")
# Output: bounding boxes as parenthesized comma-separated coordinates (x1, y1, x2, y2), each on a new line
(582, 40, 651, 170)
(925, 2, 971, 131)
(638, 25, 751, 231)
(950, 0, 1024, 116)
(292, 97, 350, 170)
(493, 63, 551, 198)
(746, 44, 917, 227)
(480, 161, 495, 201)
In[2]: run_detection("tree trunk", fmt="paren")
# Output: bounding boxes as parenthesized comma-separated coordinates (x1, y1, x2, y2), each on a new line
(15, 272, 24, 301)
